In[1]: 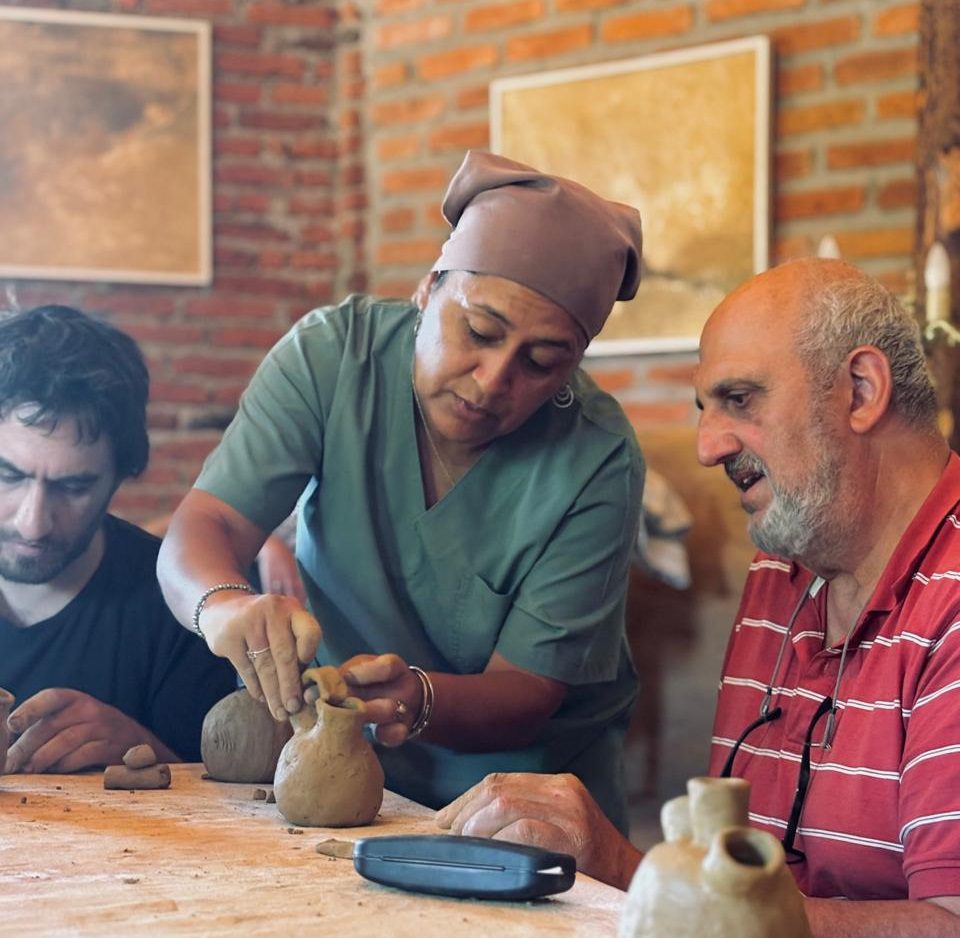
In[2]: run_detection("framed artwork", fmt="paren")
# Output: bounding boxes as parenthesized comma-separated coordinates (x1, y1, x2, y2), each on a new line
(491, 36, 771, 355)
(0, 7, 211, 286)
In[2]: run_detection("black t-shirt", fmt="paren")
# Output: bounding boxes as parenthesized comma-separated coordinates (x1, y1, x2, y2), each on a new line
(0, 515, 237, 761)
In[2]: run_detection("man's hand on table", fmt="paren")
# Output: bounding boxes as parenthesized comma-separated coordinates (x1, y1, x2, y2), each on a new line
(4, 688, 177, 773)
(436, 771, 643, 891)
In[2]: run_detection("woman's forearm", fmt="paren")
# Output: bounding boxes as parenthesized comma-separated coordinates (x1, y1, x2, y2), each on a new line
(156, 489, 265, 629)
(417, 666, 565, 751)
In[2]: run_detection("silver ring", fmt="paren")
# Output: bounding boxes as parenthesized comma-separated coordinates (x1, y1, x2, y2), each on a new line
(395, 699, 408, 720)
(246, 646, 271, 662)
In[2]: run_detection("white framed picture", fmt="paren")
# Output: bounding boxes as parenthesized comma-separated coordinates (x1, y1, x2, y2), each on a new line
(0, 7, 211, 286)
(492, 36, 771, 355)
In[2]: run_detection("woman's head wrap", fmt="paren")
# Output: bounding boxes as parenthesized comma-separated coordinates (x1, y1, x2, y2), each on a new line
(433, 150, 643, 341)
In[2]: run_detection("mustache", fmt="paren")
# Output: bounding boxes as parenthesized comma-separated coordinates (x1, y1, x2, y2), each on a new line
(724, 451, 766, 482)
(0, 530, 55, 549)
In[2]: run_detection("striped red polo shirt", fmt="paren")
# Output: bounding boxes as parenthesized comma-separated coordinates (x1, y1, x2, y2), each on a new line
(707, 452, 960, 900)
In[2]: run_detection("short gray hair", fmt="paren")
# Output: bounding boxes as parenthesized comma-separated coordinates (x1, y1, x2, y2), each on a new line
(794, 273, 939, 430)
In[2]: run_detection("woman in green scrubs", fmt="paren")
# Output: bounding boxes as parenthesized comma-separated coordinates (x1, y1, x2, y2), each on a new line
(157, 150, 645, 832)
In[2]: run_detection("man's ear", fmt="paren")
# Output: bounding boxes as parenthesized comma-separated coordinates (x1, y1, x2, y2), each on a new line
(846, 345, 892, 434)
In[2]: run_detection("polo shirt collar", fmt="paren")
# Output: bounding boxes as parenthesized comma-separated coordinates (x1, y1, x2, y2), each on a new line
(775, 451, 959, 625)
(870, 450, 960, 612)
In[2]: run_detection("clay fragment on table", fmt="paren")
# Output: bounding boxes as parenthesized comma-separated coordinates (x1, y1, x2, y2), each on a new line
(122, 744, 158, 769)
(104, 763, 172, 791)
(253, 788, 267, 801)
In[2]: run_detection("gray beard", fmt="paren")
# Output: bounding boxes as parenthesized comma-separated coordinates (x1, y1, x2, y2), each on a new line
(730, 448, 842, 562)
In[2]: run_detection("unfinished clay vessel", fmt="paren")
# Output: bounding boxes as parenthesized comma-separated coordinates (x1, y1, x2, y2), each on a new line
(274, 667, 384, 827)
(619, 777, 812, 938)
(201, 689, 292, 783)
(0, 687, 13, 775)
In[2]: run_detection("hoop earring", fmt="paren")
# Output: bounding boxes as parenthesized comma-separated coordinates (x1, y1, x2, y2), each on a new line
(552, 384, 574, 409)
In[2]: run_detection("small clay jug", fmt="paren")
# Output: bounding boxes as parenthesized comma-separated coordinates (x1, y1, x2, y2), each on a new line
(619, 777, 812, 938)
(273, 667, 384, 827)
(0, 687, 14, 775)
(201, 689, 293, 783)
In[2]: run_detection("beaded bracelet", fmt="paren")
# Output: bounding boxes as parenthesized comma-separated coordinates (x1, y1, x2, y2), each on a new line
(192, 582, 255, 639)
(406, 665, 435, 741)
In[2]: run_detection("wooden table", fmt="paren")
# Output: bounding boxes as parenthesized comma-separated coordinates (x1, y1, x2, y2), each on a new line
(0, 764, 624, 936)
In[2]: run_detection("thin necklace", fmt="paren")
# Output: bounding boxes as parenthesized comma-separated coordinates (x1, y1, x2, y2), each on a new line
(412, 377, 456, 489)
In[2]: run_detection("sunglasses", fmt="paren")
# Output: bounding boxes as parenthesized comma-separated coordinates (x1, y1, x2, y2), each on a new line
(719, 575, 854, 865)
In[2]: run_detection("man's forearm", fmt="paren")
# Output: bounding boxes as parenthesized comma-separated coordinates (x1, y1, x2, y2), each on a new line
(805, 896, 960, 937)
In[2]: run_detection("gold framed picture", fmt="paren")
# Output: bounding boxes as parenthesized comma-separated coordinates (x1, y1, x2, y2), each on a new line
(492, 36, 771, 355)
(0, 7, 211, 286)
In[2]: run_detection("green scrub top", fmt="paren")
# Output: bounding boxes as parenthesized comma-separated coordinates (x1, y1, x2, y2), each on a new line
(196, 295, 643, 831)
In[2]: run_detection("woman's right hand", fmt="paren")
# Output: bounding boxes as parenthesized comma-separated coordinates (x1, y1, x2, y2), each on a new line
(200, 591, 322, 721)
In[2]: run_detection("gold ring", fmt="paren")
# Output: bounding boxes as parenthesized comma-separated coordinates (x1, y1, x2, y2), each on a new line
(395, 699, 408, 719)
(246, 646, 270, 662)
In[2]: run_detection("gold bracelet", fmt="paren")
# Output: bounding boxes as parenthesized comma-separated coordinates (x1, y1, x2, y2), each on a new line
(192, 582, 255, 639)
(406, 665, 434, 741)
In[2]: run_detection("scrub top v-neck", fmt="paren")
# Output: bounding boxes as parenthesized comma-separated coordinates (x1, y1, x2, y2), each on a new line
(196, 295, 642, 830)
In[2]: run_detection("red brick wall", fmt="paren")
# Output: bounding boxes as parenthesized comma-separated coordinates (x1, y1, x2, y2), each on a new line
(0, 0, 919, 520)
(365, 0, 920, 434)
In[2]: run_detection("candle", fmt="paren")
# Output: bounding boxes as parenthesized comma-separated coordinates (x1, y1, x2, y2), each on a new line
(816, 235, 841, 259)
(924, 241, 951, 325)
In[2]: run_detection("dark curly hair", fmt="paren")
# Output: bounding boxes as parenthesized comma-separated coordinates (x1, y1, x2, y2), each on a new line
(0, 305, 149, 479)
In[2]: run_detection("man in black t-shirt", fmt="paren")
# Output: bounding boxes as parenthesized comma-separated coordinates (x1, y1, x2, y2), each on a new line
(0, 305, 235, 771)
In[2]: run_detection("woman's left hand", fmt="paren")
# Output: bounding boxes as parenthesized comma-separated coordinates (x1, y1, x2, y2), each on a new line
(340, 653, 423, 747)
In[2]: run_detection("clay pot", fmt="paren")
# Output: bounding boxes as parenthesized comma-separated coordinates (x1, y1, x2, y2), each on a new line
(273, 691, 384, 828)
(0, 687, 13, 774)
(619, 777, 812, 938)
(201, 689, 292, 784)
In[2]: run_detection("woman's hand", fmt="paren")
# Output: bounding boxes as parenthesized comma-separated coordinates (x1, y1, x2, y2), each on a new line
(200, 591, 322, 721)
(340, 653, 424, 747)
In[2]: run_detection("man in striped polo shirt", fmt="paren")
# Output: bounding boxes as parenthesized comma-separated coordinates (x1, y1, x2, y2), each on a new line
(694, 258, 959, 933)
(439, 258, 960, 935)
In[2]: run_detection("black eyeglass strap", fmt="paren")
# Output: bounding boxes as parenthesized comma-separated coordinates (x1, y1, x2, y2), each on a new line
(720, 706, 783, 778)
(782, 694, 834, 863)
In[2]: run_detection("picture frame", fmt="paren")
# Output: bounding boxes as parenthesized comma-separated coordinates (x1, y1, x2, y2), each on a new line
(491, 36, 771, 355)
(0, 7, 211, 286)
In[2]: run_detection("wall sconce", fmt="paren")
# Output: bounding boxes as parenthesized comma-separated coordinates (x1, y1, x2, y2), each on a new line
(923, 241, 959, 347)
(816, 234, 842, 259)
(2, 283, 18, 315)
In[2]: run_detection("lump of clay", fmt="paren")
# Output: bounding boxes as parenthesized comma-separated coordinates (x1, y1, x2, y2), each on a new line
(201, 689, 293, 783)
(123, 744, 157, 770)
(273, 666, 384, 827)
(104, 759, 171, 791)
(104, 745, 171, 790)
(619, 777, 812, 938)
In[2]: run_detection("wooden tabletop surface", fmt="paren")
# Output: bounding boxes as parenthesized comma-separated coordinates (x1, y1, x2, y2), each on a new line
(0, 764, 624, 936)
